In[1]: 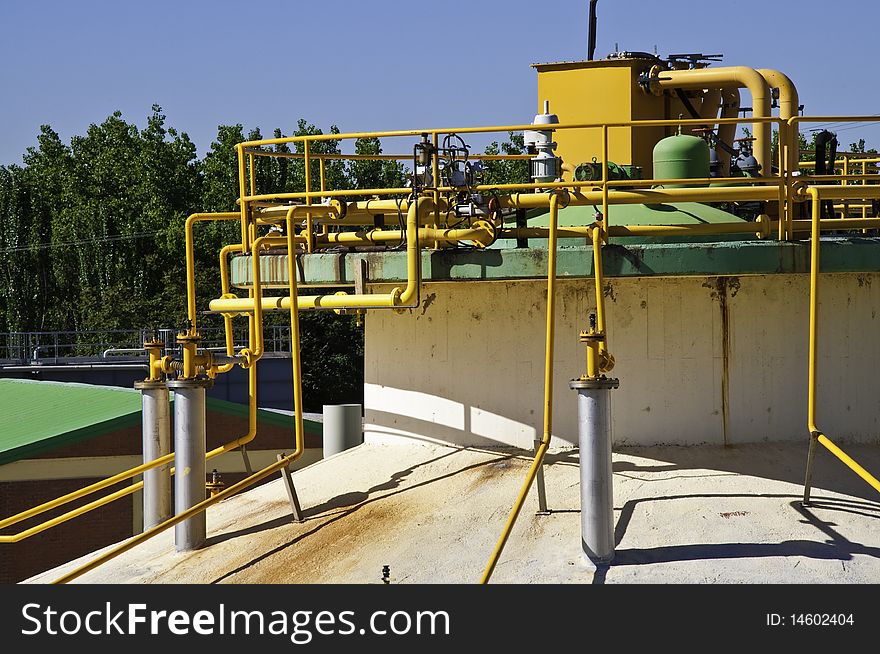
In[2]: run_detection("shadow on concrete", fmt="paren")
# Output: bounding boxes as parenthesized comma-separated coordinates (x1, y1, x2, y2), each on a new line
(592, 494, 880, 576)
(614, 443, 880, 503)
(205, 446, 519, 582)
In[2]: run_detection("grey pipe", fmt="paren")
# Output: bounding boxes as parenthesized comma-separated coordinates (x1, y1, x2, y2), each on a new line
(167, 379, 212, 551)
(323, 404, 363, 457)
(570, 377, 619, 564)
(135, 380, 171, 530)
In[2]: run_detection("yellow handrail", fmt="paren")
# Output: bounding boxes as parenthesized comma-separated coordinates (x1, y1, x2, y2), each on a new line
(802, 186, 880, 503)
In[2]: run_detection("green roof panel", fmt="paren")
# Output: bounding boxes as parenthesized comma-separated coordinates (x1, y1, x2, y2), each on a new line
(0, 379, 142, 466)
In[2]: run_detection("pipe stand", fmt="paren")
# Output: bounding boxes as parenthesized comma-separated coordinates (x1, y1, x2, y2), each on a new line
(570, 377, 619, 564)
(167, 379, 213, 551)
(134, 380, 172, 530)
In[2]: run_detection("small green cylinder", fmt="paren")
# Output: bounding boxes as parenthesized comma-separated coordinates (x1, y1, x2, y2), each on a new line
(653, 133, 710, 187)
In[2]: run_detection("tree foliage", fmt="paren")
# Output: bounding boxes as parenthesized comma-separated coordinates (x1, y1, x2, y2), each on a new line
(0, 108, 384, 408)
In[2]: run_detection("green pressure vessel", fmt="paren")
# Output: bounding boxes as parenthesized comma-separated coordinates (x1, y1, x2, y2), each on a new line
(652, 130, 710, 187)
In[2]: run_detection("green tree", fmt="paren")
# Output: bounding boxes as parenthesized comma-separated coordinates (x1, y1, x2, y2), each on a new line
(482, 132, 529, 186)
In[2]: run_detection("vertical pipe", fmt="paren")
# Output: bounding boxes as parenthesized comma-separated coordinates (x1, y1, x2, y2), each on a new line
(570, 380, 618, 563)
(480, 192, 560, 584)
(803, 187, 821, 504)
(323, 404, 363, 458)
(432, 133, 441, 249)
(592, 226, 608, 337)
(601, 125, 609, 231)
(237, 144, 250, 253)
(168, 380, 212, 551)
(304, 140, 313, 253)
(135, 380, 171, 530)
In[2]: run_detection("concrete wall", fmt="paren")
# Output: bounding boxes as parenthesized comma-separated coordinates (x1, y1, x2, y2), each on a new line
(364, 273, 880, 448)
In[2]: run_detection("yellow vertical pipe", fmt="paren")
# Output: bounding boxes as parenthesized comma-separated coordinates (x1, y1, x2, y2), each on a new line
(248, 153, 256, 196)
(218, 243, 243, 370)
(319, 158, 329, 237)
(807, 186, 821, 435)
(592, 224, 607, 339)
(601, 125, 609, 231)
(184, 213, 242, 331)
(481, 192, 560, 584)
(432, 133, 441, 248)
(842, 157, 849, 218)
(285, 211, 305, 449)
(237, 144, 250, 253)
(757, 68, 800, 176)
(304, 140, 313, 253)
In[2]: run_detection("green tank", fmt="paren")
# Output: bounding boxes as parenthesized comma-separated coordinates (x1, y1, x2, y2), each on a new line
(653, 130, 710, 187)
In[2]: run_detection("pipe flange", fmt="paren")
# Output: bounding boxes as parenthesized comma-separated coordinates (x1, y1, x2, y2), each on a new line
(134, 379, 167, 390)
(570, 377, 620, 390)
(166, 379, 214, 390)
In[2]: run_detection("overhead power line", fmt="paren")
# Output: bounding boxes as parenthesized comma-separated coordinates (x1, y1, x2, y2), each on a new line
(0, 231, 159, 255)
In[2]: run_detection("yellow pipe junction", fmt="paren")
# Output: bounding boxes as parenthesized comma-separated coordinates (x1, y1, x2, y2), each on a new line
(12, 102, 880, 574)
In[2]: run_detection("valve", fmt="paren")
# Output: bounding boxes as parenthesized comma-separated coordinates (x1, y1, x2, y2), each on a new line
(206, 469, 226, 498)
(578, 312, 615, 379)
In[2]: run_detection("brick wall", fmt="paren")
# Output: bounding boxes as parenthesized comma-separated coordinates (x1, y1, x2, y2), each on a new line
(1, 408, 321, 583)
(0, 478, 132, 584)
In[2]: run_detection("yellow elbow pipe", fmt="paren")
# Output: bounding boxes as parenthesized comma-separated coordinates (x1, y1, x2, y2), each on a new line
(757, 69, 800, 176)
(655, 67, 771, 175)
(184, 213, 241, 330)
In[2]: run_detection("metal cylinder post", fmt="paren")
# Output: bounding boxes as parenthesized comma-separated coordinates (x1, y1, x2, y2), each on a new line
(570, 377, 619, 564)
(322, 404, 362, 458)
(134, 380, 171, 531)
(167, 379, 212, 552)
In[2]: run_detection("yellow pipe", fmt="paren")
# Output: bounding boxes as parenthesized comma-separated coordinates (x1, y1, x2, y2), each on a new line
(249, 150, 530, 161)
(790, 218, 880, 231)
(592, 225, 607, 338)
(601, 125, 609, 230)
(655, 67, 772, 175)
(0, 457, 170, 532)
(805, 186, 880, 497)
(53, 445, 305, 584)
(304, 140, 314, 254)
(248, 153, 256, 196)
(184, 213, 242, 331)
(284, 210, 306, 458)
(237, 144, 250, 253)
(817, 434, 880, 494)
(481, 192, 563, 584)
(54, 239, 308, 586)
(218, 243, 243, 372)
(0, 482, 143, 543)
(318, 224, 495, 246)
(210, 197, 432, 313)
(499, 186, 780, 209)
(757, 69, 800, 176)
(236, 116, 770, 150)
(0, 323, 261, 541)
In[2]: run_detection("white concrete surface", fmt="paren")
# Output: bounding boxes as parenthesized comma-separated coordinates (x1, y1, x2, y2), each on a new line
(364, 274, 880, 447)
(28, 442, 880, 584)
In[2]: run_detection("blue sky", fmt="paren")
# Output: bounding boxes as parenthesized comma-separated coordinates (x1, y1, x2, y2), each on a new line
(1, 0, 877, 165)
